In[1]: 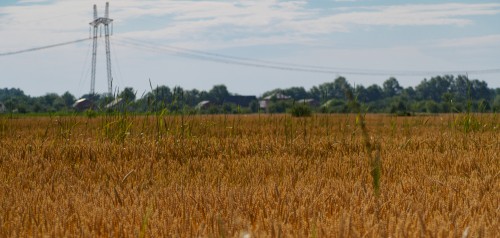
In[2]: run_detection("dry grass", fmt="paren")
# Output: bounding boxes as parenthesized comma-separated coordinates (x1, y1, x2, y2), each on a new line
(0, 114, 498, 237)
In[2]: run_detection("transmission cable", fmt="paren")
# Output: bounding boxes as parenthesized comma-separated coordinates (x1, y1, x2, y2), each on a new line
(76, 40, 93, 95)
(116, 36, 367, 72)
(113, 38, 500, 77)
(0, 38, 90, 57)
(2, 36, 500, 77)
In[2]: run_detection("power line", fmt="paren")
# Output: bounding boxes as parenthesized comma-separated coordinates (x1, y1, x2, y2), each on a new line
(0, 38, 90, 57)
(76, 40, 93, 95)
(113, 39, 377, 75)
(116, 36, 362, 72)
(113, 37, 500, 77)
(2, 35, 500, 77)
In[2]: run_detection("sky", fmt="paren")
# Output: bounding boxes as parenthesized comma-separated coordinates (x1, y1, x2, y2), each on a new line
(0, 0, 499, 97)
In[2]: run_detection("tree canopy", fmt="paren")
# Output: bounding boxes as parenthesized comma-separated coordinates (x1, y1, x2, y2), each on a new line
(0, 75, 499, 114)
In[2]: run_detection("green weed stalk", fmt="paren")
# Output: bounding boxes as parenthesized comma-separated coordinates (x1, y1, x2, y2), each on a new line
(346, 88, 382, 197)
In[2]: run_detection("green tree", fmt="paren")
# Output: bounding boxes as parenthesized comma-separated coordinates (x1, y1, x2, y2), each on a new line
(416, 75, 453, 102)
(61, 91, 75, 108)
(451, 75, 470, 102)
(172, 86, 184, 101)
(365, 84, 384, 102)
(209, 85, 230, 105)
(493, 94, 500, 112)
(355, 85, 368, 102)
(282, 87, 309, 99)
(309, 76, 352, 101)
(389, 96, 410, 115)
(119, 87, 136, 102)
(425, 100, 440, 113)
(43, 93, 60, 107)
(383, 77, 403, 98)
(470, 79, 492, 101)
(322, 99, 348, 113)
(153, 86, 172, 103)
(53, 97, 66, 111)
(332, 77, 352, 99)
(290, 104, 312, 117)
(4, 99, 15, 112)
(268, 101, 290, 113)
(183, 89, 200, 107)
(249, 100, 259, 113)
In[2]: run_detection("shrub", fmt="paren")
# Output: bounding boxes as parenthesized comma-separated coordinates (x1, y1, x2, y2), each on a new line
(85, 109, 97, 118)
(290, 104, 312, 117)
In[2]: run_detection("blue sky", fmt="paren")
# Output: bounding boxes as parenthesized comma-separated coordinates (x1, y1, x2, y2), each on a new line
(0, 0, 499, 97)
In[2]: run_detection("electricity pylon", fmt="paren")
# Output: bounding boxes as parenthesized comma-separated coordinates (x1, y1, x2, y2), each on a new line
(89, 2, 113, 95)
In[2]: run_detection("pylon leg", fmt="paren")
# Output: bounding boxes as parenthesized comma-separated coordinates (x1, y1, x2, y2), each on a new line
(104, 24, 112, 96)
(89, 2, 113, 96)
(90, 26, 98, 95)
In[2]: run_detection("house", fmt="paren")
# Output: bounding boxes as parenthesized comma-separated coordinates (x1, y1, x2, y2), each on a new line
(0, 102, 5, 113)
(296, 98, 319, 107)
(223, 95, 257, 107)
(263, 93, 291, 101)
(259, 100, 269, 110)
(195, 100, 211, 110)
(105, 98, 124, 110)
(259, 93, 292, 110)
(73, 98, 93, 111)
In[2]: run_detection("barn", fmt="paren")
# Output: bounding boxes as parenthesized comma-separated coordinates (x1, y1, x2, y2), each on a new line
(73, 98, 93, 111)
(223, 95, 257, 107)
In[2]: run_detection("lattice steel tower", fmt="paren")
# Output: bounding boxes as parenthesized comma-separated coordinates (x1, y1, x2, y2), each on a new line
(90, 2, 113, 95)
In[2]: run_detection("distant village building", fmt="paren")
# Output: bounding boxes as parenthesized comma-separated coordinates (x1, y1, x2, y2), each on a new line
(105, 98, 124, 110)
(296, 98, 319, 107)
(259, 93, 292, 110)
(321, 99, 334, 108)
(73, 98, 93, 111)
(223, 95, 257, 107)
(0, 102, 5, 113)
(321, 99, 342, 108)
(195, 100, 211, 110)
(259, 100, 269, 110)
(264, 93, 291, 101)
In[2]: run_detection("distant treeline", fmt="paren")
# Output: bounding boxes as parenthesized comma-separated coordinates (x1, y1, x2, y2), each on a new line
(1, 75, 499, 114)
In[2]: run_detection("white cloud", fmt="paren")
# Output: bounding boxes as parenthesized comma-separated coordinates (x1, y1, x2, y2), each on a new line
(1, 1, 499, 50)
(116, 2, 500, 48)
(1, 1, 499, 97)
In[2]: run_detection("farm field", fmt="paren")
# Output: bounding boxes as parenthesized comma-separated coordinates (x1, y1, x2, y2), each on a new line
(0, 113, 498, 237)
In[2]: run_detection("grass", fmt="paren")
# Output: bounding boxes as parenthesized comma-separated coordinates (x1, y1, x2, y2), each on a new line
(0, 113, 498, 237)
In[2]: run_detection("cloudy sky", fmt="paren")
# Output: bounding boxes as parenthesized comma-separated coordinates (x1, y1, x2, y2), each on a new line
(0, 0, 499, 97)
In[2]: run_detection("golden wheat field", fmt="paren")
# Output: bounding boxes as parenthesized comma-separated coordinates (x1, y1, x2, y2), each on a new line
(0, 113, 498, 237)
